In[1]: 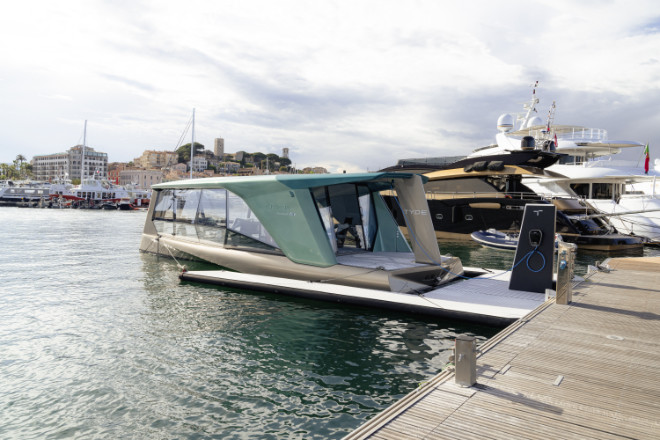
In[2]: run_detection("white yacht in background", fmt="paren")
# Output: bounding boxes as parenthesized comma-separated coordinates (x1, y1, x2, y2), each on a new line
(61, 171, 149, 209)
(67, 172, 130, 206)
(123, 183, 151, 208)
(470, 82, 660, 243)
(0, 180, 51, 206)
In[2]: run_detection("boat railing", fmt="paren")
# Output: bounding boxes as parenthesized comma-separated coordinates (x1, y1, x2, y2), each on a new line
(527, 126, 608, 143)
(425, 190, 546, 201)
(581, 158, 641, 168)
(557, 127, 608, 142)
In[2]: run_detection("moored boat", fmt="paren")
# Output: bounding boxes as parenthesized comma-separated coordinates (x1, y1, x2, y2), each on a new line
(471, 229, 520, 250)
(139, 172, 560, 325)
(471, 228, 563, 251)
(0, 180, 51, 206)
(383, 150, 644, 252)
(470, 81, 660, 243)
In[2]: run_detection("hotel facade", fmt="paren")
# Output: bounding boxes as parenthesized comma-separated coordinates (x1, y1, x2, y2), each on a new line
(32, 145, 108, 182)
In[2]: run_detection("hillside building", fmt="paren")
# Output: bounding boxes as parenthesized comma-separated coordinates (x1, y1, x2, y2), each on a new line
(119, 168, 164, 188)
(189, 156, 208, 172)
(133, 150, 178, 169)
(214, 138, 225, 158)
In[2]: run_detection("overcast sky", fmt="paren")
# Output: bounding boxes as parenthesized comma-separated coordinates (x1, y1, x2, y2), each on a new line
(2, 0, 659, 172)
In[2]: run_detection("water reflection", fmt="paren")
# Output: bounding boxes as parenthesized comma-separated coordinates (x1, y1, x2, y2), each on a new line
(442, 238, 649, 275)
(2, 208, 572, 439)
(137, 255, 497, 438)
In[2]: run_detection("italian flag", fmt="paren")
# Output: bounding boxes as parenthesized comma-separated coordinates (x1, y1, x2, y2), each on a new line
(644, 143, 650, 174)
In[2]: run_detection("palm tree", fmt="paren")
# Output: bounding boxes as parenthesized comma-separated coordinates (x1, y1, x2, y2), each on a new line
(15, 155, 26, 179)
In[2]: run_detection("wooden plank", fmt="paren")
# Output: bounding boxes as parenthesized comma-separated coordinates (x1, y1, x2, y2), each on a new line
(344, 257, 660, 440)
(462, 395, 631, 440)
(471, 389, 660, 438)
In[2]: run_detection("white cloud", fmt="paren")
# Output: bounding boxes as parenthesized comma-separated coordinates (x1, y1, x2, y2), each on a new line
(2, 0, 660, 172)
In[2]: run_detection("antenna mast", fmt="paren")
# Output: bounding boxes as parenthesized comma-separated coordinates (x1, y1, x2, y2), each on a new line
(190, 108, 195, 179)
(546, 100, 556, 139)
(81, 120, 87, 182)
(519, 81, 540, 129)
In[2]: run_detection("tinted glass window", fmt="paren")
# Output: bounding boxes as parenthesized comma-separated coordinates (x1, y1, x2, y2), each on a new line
(226, 191, 278, 248)
(152, 189, 174, 220)
(311, 184, 374, 251)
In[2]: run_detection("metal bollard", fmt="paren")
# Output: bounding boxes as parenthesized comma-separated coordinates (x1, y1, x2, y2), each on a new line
(454, 335, 477, 387)
(556, 241, 577, 305)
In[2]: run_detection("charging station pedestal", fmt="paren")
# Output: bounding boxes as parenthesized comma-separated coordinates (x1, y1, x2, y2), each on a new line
(454, 335, 477, 387)
(509, 204, 556, 293)
(556, 241, 577, 304)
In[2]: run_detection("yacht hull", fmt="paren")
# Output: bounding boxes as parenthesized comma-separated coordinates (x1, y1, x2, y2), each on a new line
(386, 196, 644, 251)
(140, 233, 456, 293)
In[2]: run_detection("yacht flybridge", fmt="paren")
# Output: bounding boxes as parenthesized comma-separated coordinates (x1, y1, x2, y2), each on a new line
(139, 172, 556, 325)
(469, 81, 647, 159)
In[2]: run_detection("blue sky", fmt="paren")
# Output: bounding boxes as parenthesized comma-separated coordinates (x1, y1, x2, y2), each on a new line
(2, 0, 660, 172)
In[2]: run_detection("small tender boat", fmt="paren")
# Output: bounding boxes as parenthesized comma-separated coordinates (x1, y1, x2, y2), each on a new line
(471, 229, 563, 251)
(471, 229, 520, 250)
(100, 201, 118, 210)
(118, 198, 136, 210)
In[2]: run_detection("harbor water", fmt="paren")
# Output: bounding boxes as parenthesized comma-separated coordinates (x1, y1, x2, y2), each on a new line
(0, 208, 496, 439)
(2, 208, 658, 439)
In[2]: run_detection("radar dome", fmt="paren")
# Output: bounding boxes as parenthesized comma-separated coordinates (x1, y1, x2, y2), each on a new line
(525, 116, 544, 128)
(497, 114, 514, 132)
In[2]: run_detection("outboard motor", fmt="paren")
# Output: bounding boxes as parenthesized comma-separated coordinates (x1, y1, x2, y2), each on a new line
(520, 136, 535, 150)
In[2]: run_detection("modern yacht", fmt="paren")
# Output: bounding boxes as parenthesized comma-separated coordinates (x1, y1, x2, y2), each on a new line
(469, 82, 660, 243)
(530, 170, 660, 243)
(382, 150, 645, 251)
(139, 172, 558, 325)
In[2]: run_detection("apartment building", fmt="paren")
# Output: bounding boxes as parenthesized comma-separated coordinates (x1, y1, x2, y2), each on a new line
(32, 145, 108, 181)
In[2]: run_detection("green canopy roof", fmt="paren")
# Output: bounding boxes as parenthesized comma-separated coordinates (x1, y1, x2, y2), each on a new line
(153, 172, 425, 192)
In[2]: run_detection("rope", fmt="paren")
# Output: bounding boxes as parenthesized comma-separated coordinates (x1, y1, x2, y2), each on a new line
(163, 243, 186, 271)
(148, 235, 187, 271)
(174, 114, 193, 150)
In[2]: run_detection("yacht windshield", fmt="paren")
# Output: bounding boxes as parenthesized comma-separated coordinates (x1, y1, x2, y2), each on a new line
(151, 188, 279, 252)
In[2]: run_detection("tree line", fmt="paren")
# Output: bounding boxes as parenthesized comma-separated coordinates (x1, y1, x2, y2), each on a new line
(2, 145, 296, 180)
(0, 155, 31, 180)
(176, 143, 293, 172)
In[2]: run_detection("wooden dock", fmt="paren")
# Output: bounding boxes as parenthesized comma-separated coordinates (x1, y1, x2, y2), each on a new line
(345, 257, 660, 440)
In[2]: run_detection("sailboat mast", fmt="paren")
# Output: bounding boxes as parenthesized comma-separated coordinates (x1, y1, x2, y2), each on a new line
(190, 108, 195, 179)
(81, 120, 87, 182)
